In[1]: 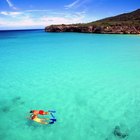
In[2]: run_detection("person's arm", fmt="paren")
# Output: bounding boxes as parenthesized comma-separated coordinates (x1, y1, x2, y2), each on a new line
(45, 112, 50, 115)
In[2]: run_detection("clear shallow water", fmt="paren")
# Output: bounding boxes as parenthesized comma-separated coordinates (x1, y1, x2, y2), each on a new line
(0, 30, 140, 140)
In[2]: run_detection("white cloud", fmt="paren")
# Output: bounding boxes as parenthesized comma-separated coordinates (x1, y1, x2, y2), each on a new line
(65, 0, 80, 9)
(0, 13, 85, 29)
(0, 11, 22, 16)
(0, 11, 9, 16)
(65, 0, 91, 9)
(0, 19, 6, 25)
(41, 15, 84, 25)
(6, 0, 17, 10)
(0, 9, 87, 29)
(25, 10, 49, 12)
(0, 17, 41, 28)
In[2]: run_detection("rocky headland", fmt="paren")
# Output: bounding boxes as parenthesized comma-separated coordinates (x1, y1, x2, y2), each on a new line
(45, 9, 140, 34)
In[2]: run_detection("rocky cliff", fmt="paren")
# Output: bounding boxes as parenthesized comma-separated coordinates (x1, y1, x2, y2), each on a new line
(45, 24, 140, 34)
(45, 9, 140, 34)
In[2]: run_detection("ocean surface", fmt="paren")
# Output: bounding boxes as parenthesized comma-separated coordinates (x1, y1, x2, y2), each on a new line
(0, 30, 140, 140)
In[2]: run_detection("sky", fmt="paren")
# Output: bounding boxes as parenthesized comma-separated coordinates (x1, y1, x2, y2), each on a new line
(0, 0, 140, 30)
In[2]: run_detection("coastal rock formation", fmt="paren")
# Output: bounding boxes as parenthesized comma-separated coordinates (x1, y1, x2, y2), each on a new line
(45, 9, 140, 34)
(45, 25, 93, 33)
(45, 24, 140, 34)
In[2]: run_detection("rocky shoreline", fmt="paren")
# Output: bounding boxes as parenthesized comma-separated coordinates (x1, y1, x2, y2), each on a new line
(45, 9, 140, 34)
(45, 24, 140, 34)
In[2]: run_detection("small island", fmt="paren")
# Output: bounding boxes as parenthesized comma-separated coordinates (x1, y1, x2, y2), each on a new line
(45, 9, 140, 34)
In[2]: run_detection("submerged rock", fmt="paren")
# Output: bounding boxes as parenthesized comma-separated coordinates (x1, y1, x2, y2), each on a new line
(1, 106, 10, 112)
(113, 125, 129, 139)
(12, 96, 25, 105)
(12, 96, 21, 102)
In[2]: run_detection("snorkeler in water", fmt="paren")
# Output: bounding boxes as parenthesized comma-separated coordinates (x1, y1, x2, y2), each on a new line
(28, 110, 56, 125)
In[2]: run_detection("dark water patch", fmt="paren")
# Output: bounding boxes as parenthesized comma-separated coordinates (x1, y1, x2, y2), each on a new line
(113, 125, 129, 139)
(1, 106, 10, 113)
(20, 101, 25, 105)
(0, 96, 25, 113)
(105, 123, 129, 140)
(11, 96, 25, 105)
(0, 99, 12, 113)
(0, 29, 43, 40)
(0, 33, 17, 40)
(12, 96, 21, 103)
(0, 36, 17, 40)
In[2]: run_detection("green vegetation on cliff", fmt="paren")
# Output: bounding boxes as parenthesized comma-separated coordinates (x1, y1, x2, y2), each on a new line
(45, 9, 140, 34)
(76, 9, 140, 27)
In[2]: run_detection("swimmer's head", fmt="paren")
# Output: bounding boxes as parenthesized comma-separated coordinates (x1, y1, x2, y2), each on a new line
(30, 110, 33, 113)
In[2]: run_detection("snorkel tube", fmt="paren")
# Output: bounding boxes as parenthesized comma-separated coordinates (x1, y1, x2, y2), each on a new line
(48, 110, 56, 113)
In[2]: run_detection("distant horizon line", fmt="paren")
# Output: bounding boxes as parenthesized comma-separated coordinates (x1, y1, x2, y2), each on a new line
(0, 28, 44, 31)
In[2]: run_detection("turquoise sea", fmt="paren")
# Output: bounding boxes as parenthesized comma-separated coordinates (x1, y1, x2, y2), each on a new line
(0, 30, 140, 140)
